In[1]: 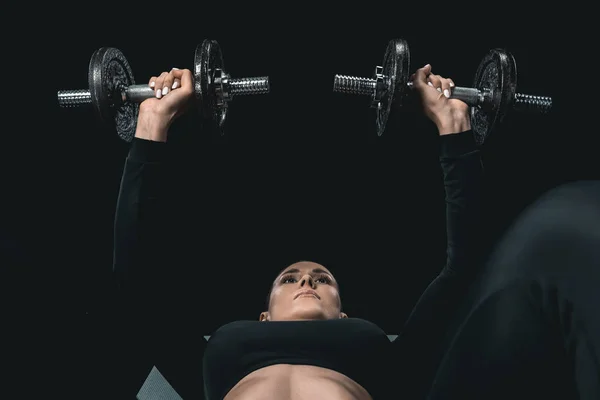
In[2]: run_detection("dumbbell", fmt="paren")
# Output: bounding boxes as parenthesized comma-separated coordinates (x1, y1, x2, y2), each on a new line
(333, 38, 553, 145)
(57, 39, 270, 142)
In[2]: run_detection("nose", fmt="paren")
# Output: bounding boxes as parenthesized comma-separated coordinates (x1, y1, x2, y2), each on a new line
(299, 274, 316, 289)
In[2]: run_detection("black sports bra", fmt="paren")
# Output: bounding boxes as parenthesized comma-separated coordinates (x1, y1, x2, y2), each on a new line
(202, 318, 394, 399)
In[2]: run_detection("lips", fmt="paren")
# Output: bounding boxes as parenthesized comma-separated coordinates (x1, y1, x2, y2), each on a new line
(294, 289, 320, 300)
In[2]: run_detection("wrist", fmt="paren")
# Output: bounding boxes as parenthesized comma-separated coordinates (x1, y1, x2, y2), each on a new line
(436, 110, 471, 136)
(134, 112, 171, 142)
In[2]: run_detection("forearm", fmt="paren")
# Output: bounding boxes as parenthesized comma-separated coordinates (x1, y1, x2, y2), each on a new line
(395, 129, 484, 398)
(439, 129, 483, 274)
(113, 137, 168, 292)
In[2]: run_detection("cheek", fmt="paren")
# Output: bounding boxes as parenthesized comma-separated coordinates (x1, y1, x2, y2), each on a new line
(269, 288, 290, 308)
(322, 287, 341, 304)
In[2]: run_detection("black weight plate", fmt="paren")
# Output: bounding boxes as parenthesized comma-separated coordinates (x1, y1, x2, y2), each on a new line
(376, 38, 410, 136)
(471, 48, 517, 146)
(195, 39, 226, 135)
(88, 47, 137, 142)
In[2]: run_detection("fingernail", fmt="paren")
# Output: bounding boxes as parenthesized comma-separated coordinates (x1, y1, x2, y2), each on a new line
(172, 81, 178, 89)
(427, 82, 433, 87)
(443, 89, 450, 98)
(171, 67, 180, 70)
(150, 81, 155, 88)
(162, 87, 169, 95)
(449, 82, 455, 87)
(156, 89, 162, 99)
(437, 87, 442, 93)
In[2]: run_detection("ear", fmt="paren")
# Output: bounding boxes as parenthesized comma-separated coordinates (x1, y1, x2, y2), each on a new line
(259, 311, 270, 321)
(339, 312, 348, 319)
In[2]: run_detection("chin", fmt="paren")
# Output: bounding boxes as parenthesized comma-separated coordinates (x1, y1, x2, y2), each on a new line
(287, 307, 329, 321)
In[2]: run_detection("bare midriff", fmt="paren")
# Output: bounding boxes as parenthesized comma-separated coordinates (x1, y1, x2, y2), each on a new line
(223, 364, 373, 400)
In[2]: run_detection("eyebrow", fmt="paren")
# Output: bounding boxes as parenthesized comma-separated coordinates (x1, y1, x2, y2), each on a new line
(278, 268, 335, 280)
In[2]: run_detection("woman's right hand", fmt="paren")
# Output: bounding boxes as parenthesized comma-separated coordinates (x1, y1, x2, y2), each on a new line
(135, 68, 195, 142)
(410, 64, 471, 136)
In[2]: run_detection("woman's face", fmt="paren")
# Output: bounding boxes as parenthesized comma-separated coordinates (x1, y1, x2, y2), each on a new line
(260, 261, 347, 321)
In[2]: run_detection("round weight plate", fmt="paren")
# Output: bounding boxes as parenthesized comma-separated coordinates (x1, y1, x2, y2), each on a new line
(471, 48, 517, 146)
(88, 47, 137, 142)
(376, 38, 410, 136)
(195, 39, 226, 135)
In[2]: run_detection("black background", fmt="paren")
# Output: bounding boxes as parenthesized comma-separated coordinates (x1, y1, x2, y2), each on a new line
(4, 4, 597, 399)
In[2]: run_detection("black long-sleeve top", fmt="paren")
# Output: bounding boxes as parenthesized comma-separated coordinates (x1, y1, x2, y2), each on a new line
(112, 131, 484, 399)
